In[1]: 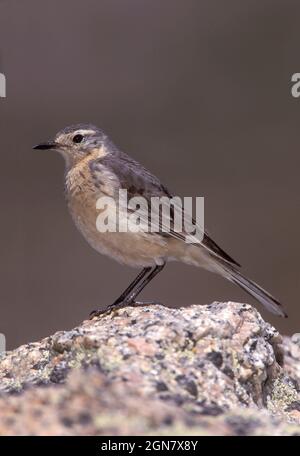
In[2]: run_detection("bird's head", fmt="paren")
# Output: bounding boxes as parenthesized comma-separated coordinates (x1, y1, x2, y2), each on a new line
(33, 124, 108, 168)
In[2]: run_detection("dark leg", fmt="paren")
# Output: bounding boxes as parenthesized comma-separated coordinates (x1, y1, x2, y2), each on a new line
(123, 263, 165, 305)
(111, 267, 152, 306)
(90, 263, 165, 318)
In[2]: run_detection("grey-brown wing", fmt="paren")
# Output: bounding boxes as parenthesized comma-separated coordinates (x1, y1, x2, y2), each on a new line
(90, 153, 240, 267)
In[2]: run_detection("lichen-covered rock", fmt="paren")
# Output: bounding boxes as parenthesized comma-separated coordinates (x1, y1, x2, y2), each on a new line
(0, 301, 299, 435)
(281, 333, 300, 386)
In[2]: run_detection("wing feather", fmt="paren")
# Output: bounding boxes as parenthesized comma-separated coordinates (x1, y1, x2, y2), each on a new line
(90, 153, 240, 267)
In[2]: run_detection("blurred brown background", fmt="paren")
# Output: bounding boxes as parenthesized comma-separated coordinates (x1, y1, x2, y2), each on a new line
(0, 0, 299, 349)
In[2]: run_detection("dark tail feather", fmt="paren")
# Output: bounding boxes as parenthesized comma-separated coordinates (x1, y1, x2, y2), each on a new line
(223, 266, 287, 317)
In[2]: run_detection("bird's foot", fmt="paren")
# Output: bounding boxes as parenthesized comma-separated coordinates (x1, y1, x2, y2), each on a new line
(89, 305, 117, 319)
(89, 299, 162, 319)
(129, 300, 163, 307)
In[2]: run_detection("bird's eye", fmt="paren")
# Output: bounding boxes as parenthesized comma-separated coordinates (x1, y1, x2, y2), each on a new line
(73, 134, 84, 143)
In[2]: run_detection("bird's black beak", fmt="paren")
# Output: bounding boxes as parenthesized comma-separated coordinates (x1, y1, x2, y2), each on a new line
(33, 141, 57, 150)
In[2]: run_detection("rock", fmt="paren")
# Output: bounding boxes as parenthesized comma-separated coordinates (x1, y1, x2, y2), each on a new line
(0, 301, 299, 435)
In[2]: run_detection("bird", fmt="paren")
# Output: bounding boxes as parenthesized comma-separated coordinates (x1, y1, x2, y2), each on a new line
(33, 124, 287, 318)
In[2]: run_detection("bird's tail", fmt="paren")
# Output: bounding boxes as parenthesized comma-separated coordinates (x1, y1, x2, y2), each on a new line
(220, 262, 287, 317)
(176, 242, 287, 317)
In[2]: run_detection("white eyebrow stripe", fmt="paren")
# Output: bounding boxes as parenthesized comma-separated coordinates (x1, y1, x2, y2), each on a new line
(74, 129, 97, 136)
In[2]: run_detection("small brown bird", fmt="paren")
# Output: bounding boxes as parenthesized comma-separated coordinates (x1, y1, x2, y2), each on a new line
(34, 124, 287, 317)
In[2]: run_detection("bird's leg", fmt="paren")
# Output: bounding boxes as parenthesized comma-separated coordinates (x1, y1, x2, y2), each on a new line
(123, 263, 165, 306)
(89, 264, 165, 318)
(111, 267, 152, 306)
(89, 267, 151, 318)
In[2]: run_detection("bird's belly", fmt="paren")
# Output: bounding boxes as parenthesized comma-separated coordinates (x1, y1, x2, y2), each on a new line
(68, 193, 168, 267)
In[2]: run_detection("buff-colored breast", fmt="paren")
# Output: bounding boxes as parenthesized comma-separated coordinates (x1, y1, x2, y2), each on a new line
(64, 153, 171, 267)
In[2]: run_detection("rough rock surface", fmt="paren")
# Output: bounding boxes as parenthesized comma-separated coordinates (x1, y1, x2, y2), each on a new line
(0, 301, 299, 435)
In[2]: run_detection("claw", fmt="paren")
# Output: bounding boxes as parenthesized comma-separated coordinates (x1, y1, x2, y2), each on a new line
(89, 300, 162, 319)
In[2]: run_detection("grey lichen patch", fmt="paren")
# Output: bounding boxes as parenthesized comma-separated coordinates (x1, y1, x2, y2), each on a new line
(267, 375, 299, 419)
